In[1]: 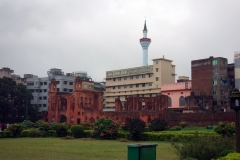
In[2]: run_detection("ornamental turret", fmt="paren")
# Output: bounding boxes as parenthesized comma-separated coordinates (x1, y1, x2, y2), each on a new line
(140, 20, 151, 66)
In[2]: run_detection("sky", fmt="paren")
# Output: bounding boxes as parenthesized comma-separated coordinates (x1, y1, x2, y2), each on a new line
(0, 0, 240, 82)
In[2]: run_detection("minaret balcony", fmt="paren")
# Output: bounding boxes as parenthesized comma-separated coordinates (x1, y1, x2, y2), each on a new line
(140, 38, 151, 42)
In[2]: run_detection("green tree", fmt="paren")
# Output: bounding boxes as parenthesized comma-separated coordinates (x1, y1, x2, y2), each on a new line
(125, 117, 146, 141)
(0, 77, 37, 123)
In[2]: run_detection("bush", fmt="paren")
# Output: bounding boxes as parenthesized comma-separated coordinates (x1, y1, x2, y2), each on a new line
(34, 120, 45, 128)
(183, 158, 198, 160)
(125, 117, 146, 141)
(0, 131, 11, 138)
(22, 120, 34, 129)
(93, 118, 119, 139)
(215, 121, 235, 137)
(39, 121, 52, 131)
(180, 122, 187, 128)
(148, 118, 168, 131)
(218, 153, 240, 160)
(53, 123, 68, 137)
(172, 133, 235, 160)
(218, 149, 235, 158)
(8, 123, 23, 137)
(170, 126, 182, 131)
(81, 122, 93, 130)
(71, 125, 84, 138)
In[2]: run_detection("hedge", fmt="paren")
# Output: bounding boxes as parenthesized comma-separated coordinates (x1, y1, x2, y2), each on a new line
(218, 153, 240, 160)
(0, 131, 11, 138)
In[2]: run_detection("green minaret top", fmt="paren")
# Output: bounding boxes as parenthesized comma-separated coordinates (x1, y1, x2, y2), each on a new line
(144, 20, 147, 30)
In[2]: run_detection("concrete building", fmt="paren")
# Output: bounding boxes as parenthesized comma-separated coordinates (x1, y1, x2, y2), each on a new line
(161, 80, 192, 109)
(191, 57, 229, 111)
(234, 52, 240, 89)
(105, 21, 175, 108)
(0, 67, 26, 84)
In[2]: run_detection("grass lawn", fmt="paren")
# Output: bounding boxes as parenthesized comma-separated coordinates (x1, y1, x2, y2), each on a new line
(0, 138, 178, 160)
(176, 126, 215, 133)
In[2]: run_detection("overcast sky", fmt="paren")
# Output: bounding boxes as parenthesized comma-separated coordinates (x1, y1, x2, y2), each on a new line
(0, 0, 240, 82)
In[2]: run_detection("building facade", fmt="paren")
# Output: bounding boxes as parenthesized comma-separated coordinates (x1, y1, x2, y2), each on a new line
(191, 57, 229, 111)
(161, 81, 192, 108)
(0, 67, 26, 84)
(235, 53, 240, 89)
(105, 58, 175, 108)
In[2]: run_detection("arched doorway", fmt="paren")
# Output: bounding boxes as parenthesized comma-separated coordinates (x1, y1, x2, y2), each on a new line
(60, 115, 67, 123)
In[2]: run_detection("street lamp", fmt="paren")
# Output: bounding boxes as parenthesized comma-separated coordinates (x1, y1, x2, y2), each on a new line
(229, 88, 240, 153)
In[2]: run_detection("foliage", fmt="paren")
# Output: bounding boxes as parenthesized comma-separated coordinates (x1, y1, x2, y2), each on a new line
(218, 153, 240, 160)
(0, 77, 38, 123)
(183, 158, 198, 160)
(39, 121, 52, 131)
(218, 149, 235, 158)
(172, 133, 235, 160)
(52, 123, 69, 137)
(34, 120, 45, 128)
(180, 122, 187, 128)
(170, 126, 182, 131)
(148, 118, 168, 131)
(0, 131, 11, 138)
(22, 120, 34, 129)
(92, 118, 119, 139)
(125, 117, 146, 141)
(81, 122, 93, 130)
(71, 125, 84, 138)
(7, 123, 23, 137)
(62, 122, 72, 129)
(214, 121, 235, 137)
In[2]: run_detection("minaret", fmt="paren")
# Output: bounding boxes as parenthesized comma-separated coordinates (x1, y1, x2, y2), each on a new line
(140, 20, 151, 66)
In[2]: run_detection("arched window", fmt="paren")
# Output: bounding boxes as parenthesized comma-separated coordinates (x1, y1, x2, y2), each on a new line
(179, 96, 185, 106)
(168, 97, 172, 107)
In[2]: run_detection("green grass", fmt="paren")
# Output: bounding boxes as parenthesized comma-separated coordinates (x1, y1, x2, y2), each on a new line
(0, 138, 178, 160)
(178, 126, 215, 132)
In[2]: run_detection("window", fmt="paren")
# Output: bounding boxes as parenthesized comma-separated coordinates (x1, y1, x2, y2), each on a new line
(136, 75, 139, 79)
(156, 68, 159, 72)
(84, 84, 87, 88)
(63, 88, 68, 92)
(124, 85, 127, 89)
(112, 86, 115, 89)
(214, 68, 218, 74)
(57, 88, 59, 92)
(156, 77, 159, 81)
(64, 81, 67, 84)
(43, 96, 47, 100)
(78, 112, 80, 115)
(38, 104, 42, 107)
(69, 82, 73, 85)
(168, 97, 172, 107)
(39, 97, 42, 100)
(149, 74, 153, 78)
(136, 84, 139, 88)
(156, 60, 159, 64)
(27, 82, 34, 86)
(212, 60, 217, 65)
(56, 81, 60, 84)
(149, 82, 152, 86)
(44, 89, 47, 92)
(69, 89, 73, 92)
(213, 80, 217, 85)
(130, 76, 133, 80)
(185, 82, 188, 89)
(39, 89, 42, 92)
(213, 91, 217, 95)
(142, 75, 145, 78)
(124, 77, 127, 80)
(112, 78, 116, 81)
(130, 85, 133, 88)
(43, 104, 47, 107)
(38, 112, 42, 116)
(44, 82, 47, 85)
(142, 94, 144, 97)
(118, 86, 121, 89)
(142, 83, 145, 87)
(40, 82, 43, 85)
(118, 77, 121, 81)
(179, 96, 185, 106)
(149, 94, 152, 97)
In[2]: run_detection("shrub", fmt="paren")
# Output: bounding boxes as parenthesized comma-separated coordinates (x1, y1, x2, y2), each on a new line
(0, 131, 11, 138)
(218, 149, 235, 158)
(53, 123, 68, 137)
(125, 117, 146, 141)
(180, 122, 187, 128)
(81, 122, 93, 130)
(218, 153, 240, 160)
(148, 118, 168, 131)
(39, 121, 52, 131)
(170, 126, 182, 131)
(71, 125, 84, 138)
(21, 130, 31, 137)
(172, 133, 235, 160)
(48, 130, 56, 137)
(34, 120, 45, 128)
(93, 118, 118, 139)
(8, 123, 23, 137)
(215, 121, 235, 137)
(183, 158, 198, 160)
(22, 120, 34, 129)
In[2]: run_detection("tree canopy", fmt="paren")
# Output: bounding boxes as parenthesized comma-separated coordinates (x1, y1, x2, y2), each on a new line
(0, 77, 38, 123)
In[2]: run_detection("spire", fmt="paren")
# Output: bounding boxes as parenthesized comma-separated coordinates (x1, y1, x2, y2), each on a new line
(143, 20, 147, 31)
